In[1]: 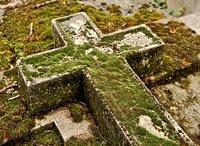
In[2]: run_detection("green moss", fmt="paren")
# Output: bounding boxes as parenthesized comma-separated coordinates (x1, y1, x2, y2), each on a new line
(0, 69, 35, 143)
(0, 0, 163, 70)
(106, 4, 122, 15)
(86, 54, 179, 145)
(179, 78, 191, 89)
(15, 124, 63, 146)
(128, 21, 200, 85)
(67, 103, 87, 123)
(33, 130, 62, 146)
(20, 43, 179, 144)
(0, 1, 184, 145)
(10, 118, 35, 139)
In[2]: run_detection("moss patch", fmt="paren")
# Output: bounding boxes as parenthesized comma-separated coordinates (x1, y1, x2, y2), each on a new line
(14, 124, 63, 146)
(0, 0, 163, 70)
(0, 69, 35, 144)
(19, 42, 180, 145)
(128, 21, 200, 86)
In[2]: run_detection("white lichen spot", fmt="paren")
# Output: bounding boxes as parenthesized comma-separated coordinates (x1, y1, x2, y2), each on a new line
(197, 53, 200, 61)
(73, 35, 89, 45)
(86, 29, 98, 39)
(121, 32, 152, 47)
(138, 115, 169, 140)
(85, 48, 94, 55)
(0, 71, 4, 81)
(68, 19, 86, 34)
(27, 64, 38, 73)
(60, 56, 74, 63)
(93, 55, 98, 61)
(95, 46, 114, 54)
(60, 14, 101, 45)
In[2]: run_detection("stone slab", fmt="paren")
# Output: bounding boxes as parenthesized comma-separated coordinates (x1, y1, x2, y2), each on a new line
(152, 72, 200, 144)
(33, 106, 93, 142)
(179, 12, 200, 35)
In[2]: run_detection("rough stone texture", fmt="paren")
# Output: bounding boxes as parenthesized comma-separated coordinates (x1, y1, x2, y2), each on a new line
(179, 12, 200, 35)
(58, 13, 100, 45)
(33, 107, 93, 142)
(152, 72, 200, 144)
(121, 32, 153, 47)
(83, 72, 134, 146)
(18, 67, 83, 115)
(167, 0, 200, 15)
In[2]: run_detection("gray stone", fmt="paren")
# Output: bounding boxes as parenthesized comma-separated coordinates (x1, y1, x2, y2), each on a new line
(33, 107, 93, 142)
(179, 12, 200, 35)
(167, 0, 200, 15)
(152, 72, 200, 144)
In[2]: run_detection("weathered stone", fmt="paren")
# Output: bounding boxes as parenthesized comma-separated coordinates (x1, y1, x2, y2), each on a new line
(16, 12, 193, 145)
(33, 107, 93, 142)
(179, 12, 200, 35)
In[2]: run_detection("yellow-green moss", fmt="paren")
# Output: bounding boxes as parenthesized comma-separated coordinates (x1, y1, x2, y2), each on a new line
(0, 69, 35, 143)
(0, 0, 164, 70)
(128, 21, 200, 85)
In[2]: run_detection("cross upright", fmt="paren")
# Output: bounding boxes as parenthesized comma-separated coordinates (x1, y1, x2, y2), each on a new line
(17, 12, 193, 145)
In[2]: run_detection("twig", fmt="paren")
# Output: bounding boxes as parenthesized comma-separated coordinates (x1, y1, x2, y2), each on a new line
(0, 84, 19, 94)
(29, 22, 33, 37)
(33, 0, 58, 9)
(8, 95, 20, 101)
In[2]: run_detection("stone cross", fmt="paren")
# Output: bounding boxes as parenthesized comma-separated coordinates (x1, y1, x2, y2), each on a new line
(17, 12, 193, 145)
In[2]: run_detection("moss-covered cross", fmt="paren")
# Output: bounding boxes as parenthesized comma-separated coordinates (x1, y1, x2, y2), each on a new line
(17, 12, 181, 145)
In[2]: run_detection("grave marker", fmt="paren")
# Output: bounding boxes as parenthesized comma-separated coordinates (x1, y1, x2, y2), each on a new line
(17, 12, 194, 145)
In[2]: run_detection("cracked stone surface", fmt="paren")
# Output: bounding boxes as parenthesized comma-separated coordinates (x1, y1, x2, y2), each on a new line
(33, 107, 93, 142)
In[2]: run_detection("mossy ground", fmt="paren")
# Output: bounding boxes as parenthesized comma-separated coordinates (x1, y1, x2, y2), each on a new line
(0, 0, 11, 5)
(13, 124, 63, 146)
(0, 69, 34, 145)
(0, 0, 163, 70)
(1, 0, 197, 145)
